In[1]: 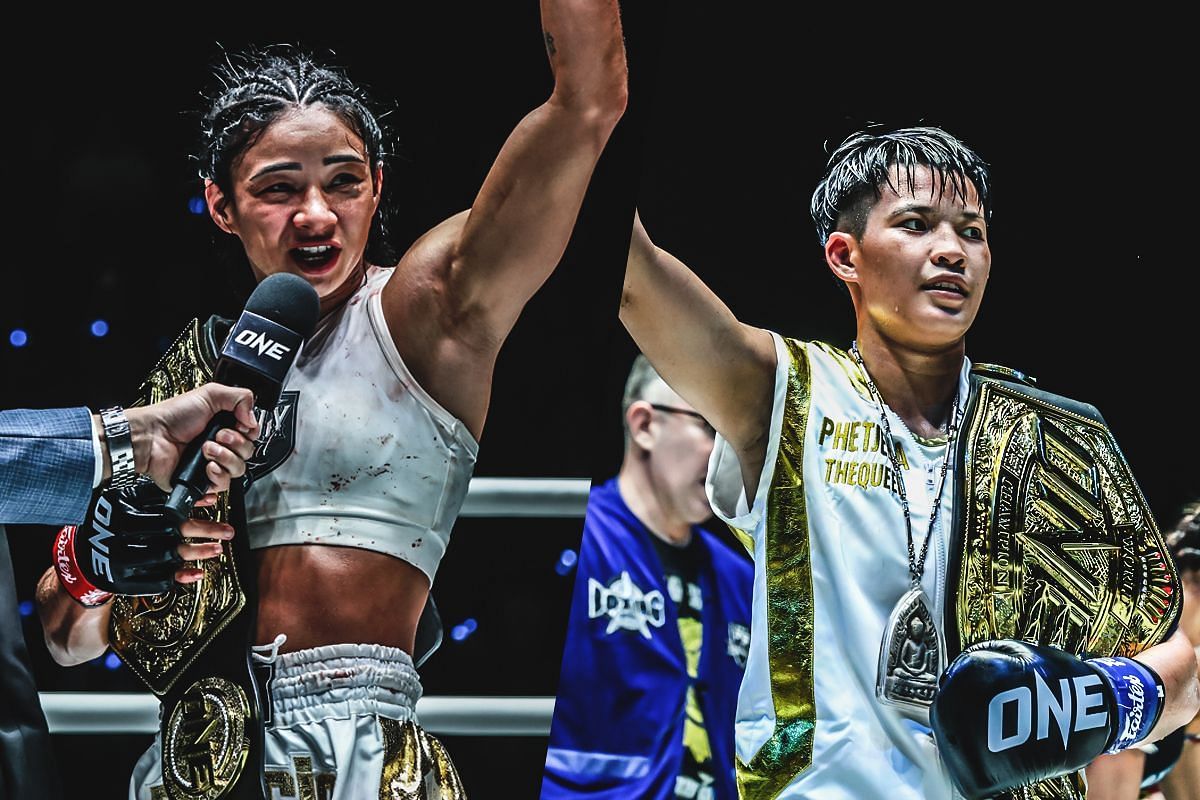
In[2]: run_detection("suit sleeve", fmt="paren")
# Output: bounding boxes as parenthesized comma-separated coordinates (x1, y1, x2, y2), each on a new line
(0, 407, 96, 525)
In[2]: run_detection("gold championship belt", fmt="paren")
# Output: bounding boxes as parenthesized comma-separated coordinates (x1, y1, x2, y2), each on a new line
(111, 318, 242, 693)
(947, 364, 1181, 800)
(110, 316, 267, 800)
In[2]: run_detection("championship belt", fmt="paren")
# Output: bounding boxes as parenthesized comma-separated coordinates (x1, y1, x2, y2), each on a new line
(109, 316, 268, 800)
(947, 364, 1181, 800)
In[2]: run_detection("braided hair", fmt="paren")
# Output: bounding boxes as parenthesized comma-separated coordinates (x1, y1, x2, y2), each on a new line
(196, 45, 394, 265)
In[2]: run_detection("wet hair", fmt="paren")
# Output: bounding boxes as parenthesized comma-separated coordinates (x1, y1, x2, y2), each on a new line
(196, 44, 395, 265)
(809, 126, 992, 248)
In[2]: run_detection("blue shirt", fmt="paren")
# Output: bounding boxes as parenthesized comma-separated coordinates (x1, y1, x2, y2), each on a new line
(543, 478, 753, 800)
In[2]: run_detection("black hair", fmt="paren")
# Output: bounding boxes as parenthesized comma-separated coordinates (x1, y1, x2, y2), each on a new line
(809, 126, 992, 248)
(1167, 499, 1200, 571)
(196, 44, 396, 266)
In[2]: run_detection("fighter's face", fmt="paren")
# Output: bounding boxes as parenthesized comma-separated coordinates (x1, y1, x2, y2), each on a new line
(206, 105, 381, 303)
(634, 383, 716, 527)
(830, 165, 990, 351)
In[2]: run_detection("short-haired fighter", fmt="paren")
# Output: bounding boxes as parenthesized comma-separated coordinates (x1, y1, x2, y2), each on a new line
(619, 126, 1200, 799)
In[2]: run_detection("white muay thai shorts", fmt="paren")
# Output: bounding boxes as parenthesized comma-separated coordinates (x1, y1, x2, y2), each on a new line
(130, 642, 466, 799)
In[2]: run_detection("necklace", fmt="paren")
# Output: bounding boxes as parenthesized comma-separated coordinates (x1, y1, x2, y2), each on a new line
(849, 342, 961, 723)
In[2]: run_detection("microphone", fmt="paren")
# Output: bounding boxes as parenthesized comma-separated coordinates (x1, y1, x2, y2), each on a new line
(163, 272, 320, 521)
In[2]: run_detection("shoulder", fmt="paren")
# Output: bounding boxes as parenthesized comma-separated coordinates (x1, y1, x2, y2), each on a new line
(968, 360, 1038, 387)
(965, 360, 1105, 423)
(359, 264, 395, 302)
(584, 479, 627, 524)
(774, 336, 851, 377)
(395, 211, 470, 275)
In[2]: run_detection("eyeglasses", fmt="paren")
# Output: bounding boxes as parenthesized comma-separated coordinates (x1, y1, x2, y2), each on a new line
(649, 404, 716, 437)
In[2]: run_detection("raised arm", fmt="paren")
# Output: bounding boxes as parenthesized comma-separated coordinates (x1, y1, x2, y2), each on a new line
(621, 212, 777, 492)
(388, 0, 627, 348)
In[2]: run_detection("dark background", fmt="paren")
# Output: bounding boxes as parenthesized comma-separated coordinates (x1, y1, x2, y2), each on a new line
(2, 7, 1195, 800)
(597, 13, 1197, 532)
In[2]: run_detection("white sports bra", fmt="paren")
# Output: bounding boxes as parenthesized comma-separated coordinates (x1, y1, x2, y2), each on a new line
(242, 266, 479, 585)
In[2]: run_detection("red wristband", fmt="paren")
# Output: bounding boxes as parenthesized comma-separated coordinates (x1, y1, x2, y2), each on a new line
(52, 525, 113, 607)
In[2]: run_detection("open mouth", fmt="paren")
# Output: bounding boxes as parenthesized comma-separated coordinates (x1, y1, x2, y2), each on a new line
(922, 280, 968, 297)
(290, 244, 340, 273)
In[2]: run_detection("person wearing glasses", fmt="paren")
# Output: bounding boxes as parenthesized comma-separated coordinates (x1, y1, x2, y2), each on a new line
(542, 353, 753, 800)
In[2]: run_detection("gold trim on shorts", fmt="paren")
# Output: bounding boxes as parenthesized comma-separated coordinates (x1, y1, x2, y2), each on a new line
(379, 717, 468, 800)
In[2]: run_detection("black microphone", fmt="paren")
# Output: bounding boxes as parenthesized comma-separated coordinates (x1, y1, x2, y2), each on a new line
(163, 272, 320, 521)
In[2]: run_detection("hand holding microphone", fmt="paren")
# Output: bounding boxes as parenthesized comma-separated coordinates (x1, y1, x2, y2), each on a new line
(53, 272, 319, 603)
(55, 378, 263, 605)
(121, 383, 261, 495)
(163, 272, 320, 521)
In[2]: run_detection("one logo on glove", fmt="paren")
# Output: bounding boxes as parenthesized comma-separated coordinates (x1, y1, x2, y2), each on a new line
(588, 572, 665, 639)
(86, 494, 116, 583)
(987, 673, 1109, 753)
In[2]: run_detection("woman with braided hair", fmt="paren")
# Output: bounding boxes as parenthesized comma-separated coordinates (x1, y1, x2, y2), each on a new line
(35, 2, 628, 796)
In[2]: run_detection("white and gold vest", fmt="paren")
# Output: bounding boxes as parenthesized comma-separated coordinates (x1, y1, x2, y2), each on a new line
(707, 334, 970, 800)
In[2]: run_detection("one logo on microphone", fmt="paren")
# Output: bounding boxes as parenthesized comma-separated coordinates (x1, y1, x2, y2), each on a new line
(986, 672, 1109, 753)
(245, 391, 299, 486)
(588, 572, 665, 639)
(234, 328, 292, 361)
(221, 311, 304, 385)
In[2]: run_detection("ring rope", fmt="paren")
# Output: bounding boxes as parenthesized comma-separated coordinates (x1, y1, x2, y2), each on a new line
(40, 477, 589, 735)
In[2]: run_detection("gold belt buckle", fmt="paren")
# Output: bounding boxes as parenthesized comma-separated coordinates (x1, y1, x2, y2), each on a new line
(163, 677, 251, 799)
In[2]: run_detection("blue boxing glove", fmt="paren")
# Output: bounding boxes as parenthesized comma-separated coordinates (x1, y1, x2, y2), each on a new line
(930, 639, 1163, 799)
